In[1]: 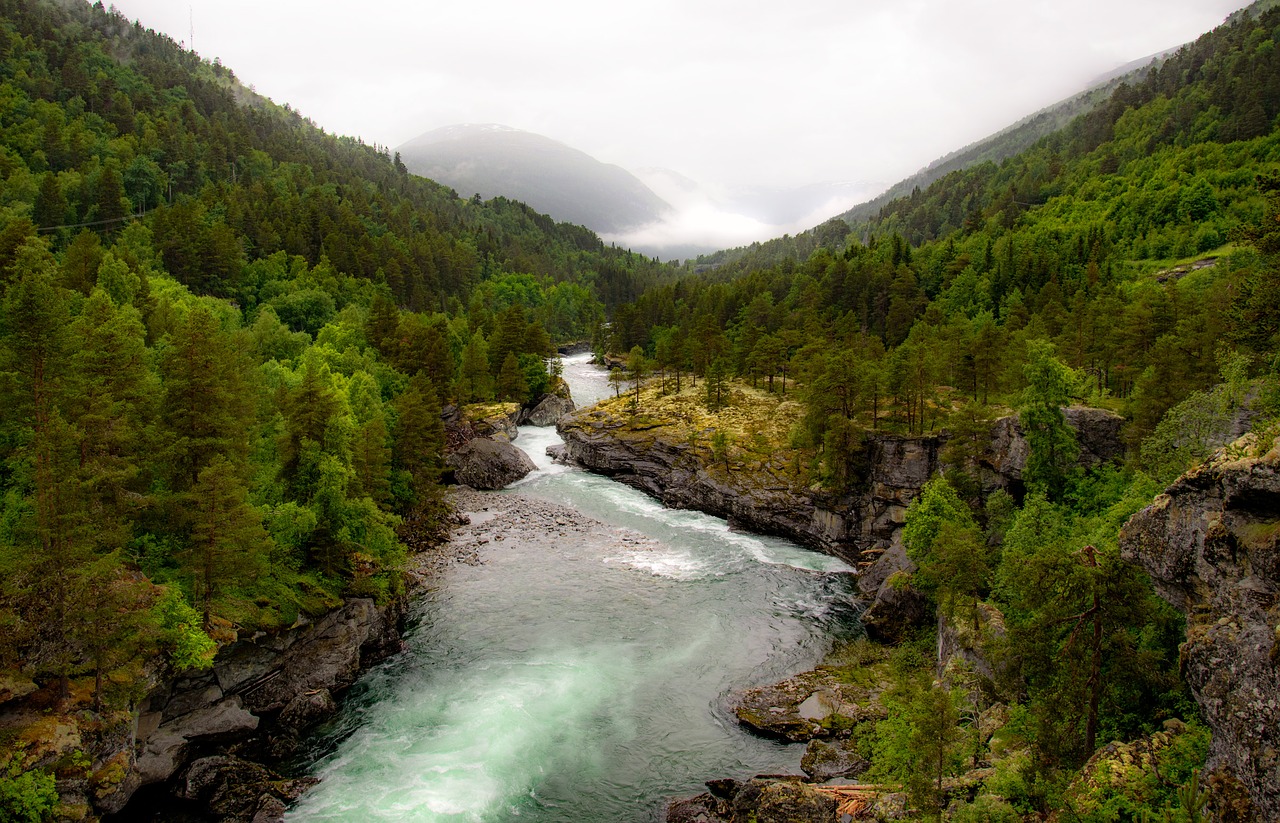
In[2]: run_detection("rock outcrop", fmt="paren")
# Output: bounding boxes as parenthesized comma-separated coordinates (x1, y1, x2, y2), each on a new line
(1120, 432, 1280, 822)
(95, 596, 404, 818)
(557, 411, 942, 565)
(665, 776, 838, 823)
(560, 404, 1124, 642)
(729, 667, 888, 743)
(445, 437, 536, 489)
(521, 393, 576, 426)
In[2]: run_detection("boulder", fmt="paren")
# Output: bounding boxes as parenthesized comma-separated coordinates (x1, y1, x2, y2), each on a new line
(731, 669, 886, 743)
(469, 404, 521, 441)
(179, 756, 317, 821)
(730, 777, 838, 823)
(1060, 721, 1198, 819)
(522, 392, 576, 426)
(800, 738, 870, 781)
(666, 792, 731, 823)
(1120, 432, 1280, 821)
(666, 777, 838, 823)
(446, 437, 537, 489)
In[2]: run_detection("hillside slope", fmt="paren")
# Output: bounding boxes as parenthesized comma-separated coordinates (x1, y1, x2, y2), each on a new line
(397, 124, 672, 234)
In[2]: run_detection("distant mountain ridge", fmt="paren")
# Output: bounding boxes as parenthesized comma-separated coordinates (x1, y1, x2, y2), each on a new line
(396, 124, 672, 235)
(838, 0, 1276, 229)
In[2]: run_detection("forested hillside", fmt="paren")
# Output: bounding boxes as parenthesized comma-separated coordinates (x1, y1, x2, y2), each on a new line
(0, 0, 674, 806)
(598, 5, 1280, 819)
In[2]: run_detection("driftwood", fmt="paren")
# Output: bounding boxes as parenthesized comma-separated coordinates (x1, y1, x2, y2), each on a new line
(813, 784, 901, 818)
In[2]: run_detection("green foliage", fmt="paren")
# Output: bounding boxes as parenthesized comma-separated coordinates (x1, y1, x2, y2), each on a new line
(902, 475, 981, 608)
(1069, 725, 1211, 822)
(152, 587, 216, 672)
(0, 755, 58, 823)
(0, 0, 667, 714)
(948, 795, 1022, 823)
(870, 653, 967, 819)
(1020, 340, 1081, 501)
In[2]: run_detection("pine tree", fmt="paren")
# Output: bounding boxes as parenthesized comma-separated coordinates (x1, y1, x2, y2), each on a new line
(181, 456, 271, 629)
(496, 351, 529, 403)
(33, 172, 67, 230)
(393, 373, 445, 507)
(278, 359, 342, 497)
(160, 306, 255, 491)
(1020, 340, 1080, 501)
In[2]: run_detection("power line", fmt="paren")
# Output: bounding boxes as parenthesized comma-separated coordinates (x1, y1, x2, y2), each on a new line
(36, 207, 155, 233)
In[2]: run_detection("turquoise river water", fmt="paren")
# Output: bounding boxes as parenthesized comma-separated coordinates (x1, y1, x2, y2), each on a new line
(286, 354, 860, 822)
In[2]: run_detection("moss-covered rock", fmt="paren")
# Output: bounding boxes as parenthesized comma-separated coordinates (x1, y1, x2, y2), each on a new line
(731, 666, 888, 743)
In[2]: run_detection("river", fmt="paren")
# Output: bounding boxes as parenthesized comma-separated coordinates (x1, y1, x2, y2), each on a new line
(286, 353, 859, 822)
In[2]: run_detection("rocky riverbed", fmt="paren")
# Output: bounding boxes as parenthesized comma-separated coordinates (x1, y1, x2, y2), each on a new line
(439, 486, 665, 561)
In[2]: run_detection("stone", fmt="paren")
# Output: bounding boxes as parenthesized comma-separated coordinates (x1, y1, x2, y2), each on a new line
(134, 728, 189, 786)
(110, 596, 403, 815)
(730, 777, 838, 823)
(665, 793, 731, 823)
(179, 756, 317, 819)
(522, 392, 576, 426)
(161, 681, 223, 721)
(446, 437, 537, 490)
(241, 598, 399, 714)
(731, 669, 885, 743)
(1120, 432, 1280, 821)
(800, 738, 870, 781)
(168, 695, 258, 740)
(278, 687, 337, 732)
(981, 406, 1124, 490)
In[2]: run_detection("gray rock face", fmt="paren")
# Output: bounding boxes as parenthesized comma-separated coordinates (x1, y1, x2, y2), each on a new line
(1120, 433, 1280, 822)
(179, 755, 317, 821)
(522, 392, 576, 426)
(800, 738, 870, 781)
(115, 597, 403, 816)
(559, 404, 1125, 644)
(981, 406, 1125, 489)
(446, 437, 537, 489)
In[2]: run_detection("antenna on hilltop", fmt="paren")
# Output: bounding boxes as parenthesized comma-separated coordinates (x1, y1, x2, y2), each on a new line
(189, 6, 194, 53)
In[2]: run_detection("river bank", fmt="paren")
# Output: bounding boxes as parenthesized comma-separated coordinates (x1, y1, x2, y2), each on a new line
(285, 356, 862, 821)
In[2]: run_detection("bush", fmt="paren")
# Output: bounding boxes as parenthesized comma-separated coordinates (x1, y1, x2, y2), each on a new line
(0, 756, 58, 823)
(949, 795, 1021, 823)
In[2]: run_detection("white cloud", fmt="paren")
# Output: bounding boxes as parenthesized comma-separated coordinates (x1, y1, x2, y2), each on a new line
(110, 0, 1245, 194)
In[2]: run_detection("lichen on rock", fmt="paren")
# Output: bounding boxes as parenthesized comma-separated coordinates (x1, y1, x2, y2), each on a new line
(1120, 431, 1280, 821)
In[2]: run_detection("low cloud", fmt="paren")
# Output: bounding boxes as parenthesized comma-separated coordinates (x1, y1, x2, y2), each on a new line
(603, 173, 878, 261)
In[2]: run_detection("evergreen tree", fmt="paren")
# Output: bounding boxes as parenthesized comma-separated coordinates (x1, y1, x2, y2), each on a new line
(1020, 340, 1080, 501)
(159, 306, 255, 491)
(181, 456, 271, 629)
(392, 373, 445, 507)
(497, 351, 529, 403)
(704, 358, 729, 411)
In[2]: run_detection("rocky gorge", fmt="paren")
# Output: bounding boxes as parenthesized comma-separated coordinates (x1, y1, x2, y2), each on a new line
(557, 397, 1125, 641)
(555, 388, 1280, 821)
(1121, 430, 1280, 821)
(0, 387, 576, 823)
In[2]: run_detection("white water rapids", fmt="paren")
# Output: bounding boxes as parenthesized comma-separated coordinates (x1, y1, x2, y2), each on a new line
(287, 353, 858, 822)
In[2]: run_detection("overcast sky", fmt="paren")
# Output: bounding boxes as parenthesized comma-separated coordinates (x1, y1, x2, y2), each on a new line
(105, 0, 1247, 251)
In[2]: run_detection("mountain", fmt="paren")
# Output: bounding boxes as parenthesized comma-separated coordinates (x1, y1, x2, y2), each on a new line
(838, 0, 1275, 231)
(397, 124, 673, 235)
(598, 6, 1280, 816)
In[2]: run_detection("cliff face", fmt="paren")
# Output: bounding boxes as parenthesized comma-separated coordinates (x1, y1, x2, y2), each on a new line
(559, 404, 1124, 639)
(59, 597, 404, 820)
(557, 411, 924, 565)
(1120, 432, 1280, 822)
